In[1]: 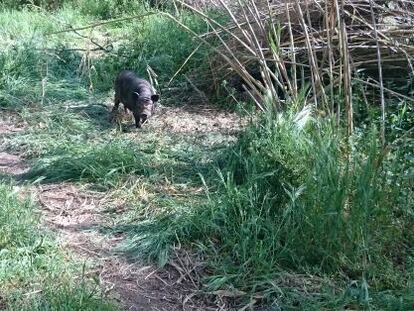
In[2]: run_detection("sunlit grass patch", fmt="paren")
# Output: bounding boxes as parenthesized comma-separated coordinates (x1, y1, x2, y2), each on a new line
(0, 183, 117, 310)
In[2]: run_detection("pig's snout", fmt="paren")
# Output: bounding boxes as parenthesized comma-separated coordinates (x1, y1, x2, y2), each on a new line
(140, 107, 152, 124)
(140, 105, 153, 117)
(140, 113, 148, 123)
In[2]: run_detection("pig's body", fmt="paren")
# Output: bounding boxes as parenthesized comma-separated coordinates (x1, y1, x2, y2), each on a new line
(113, 70, 159, 128)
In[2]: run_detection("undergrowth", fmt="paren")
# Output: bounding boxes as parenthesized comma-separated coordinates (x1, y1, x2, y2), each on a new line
(121, 105, 414, 309)
(0, 2, 413, 310)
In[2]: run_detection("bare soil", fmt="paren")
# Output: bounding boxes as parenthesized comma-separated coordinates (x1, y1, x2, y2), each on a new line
(0, 152, 29, 175)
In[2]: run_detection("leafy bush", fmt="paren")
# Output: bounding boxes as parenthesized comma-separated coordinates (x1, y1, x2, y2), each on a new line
(73, 0, 148, 19)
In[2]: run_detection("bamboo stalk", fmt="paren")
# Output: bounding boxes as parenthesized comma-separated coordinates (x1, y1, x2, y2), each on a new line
(294, 0, 320, 108)
(286, 2, 298, 99)
(340, 0, 354, 136)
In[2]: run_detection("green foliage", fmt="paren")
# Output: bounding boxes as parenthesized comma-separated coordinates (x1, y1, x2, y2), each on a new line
(0, 0, 59, 10)
(0, 0, 149, 14)
(72, 0, 148, 19)
(0, 183, 117, 310)
(91, 13, 210, 92)
(127, 105, 414, 308)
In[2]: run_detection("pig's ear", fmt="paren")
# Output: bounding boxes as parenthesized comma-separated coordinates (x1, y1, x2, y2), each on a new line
(151, 94, 160, 102)
(133, 92, 140, 99)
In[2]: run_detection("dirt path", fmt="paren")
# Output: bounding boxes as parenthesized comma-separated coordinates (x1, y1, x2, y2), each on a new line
(0, 149, 189, 310)
(36, 183, 212, 311)
(0, 106, 242, 311)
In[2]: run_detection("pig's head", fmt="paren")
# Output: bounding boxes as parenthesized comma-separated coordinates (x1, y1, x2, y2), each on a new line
(133, 92, 159, 124)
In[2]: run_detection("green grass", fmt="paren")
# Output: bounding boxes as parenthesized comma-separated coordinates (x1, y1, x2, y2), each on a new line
(23, 139, 157, 186)
(119, 105, 414, 309)
(0, 3, 213, 108)
(0, 2, 413, 310)
(0, 7, 96, 109)
(0, 3, 217, 309)
(0, 183, 117, 310)
(91, 13, 213, 95)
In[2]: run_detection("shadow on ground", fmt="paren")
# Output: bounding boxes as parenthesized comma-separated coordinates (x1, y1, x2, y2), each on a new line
(68, 102, 114, 130)
(0, 105, 238, 310)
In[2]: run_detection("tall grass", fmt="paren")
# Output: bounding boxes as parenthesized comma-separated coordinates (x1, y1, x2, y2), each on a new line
(0, 3, 214, 110)
(126, 104, 414, 308)
(91, 13, 212, 93)
(0, 8, 94, 108)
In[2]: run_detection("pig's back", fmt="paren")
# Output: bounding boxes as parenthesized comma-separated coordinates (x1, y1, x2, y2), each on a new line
(115, 70, 154, 102)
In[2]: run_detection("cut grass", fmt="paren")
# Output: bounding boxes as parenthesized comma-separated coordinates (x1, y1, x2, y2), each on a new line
(0, 183, 117, 310)
(24, 140, 154, 186)
(0, 6, 221, 308)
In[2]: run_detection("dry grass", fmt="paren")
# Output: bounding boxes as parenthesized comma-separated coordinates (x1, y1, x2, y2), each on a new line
(172, 0, 414, 139)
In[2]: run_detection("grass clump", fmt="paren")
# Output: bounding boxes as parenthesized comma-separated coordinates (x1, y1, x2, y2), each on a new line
(215, 111, 413, 308)
(0, 183, 117, 310)
(127, 104, 414, 309)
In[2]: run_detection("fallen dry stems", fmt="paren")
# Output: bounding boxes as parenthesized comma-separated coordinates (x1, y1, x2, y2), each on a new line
(178, 0, 413, 139)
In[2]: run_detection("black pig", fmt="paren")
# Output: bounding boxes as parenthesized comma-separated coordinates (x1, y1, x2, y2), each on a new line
(112, 70, 160, 128)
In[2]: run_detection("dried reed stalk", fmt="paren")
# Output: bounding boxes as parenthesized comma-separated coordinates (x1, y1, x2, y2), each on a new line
(177, 0, 413, 137)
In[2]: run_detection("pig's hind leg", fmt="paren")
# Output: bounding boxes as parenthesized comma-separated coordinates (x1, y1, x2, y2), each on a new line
(112, 94, 121, 112)
(110, 94, 121, 122)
